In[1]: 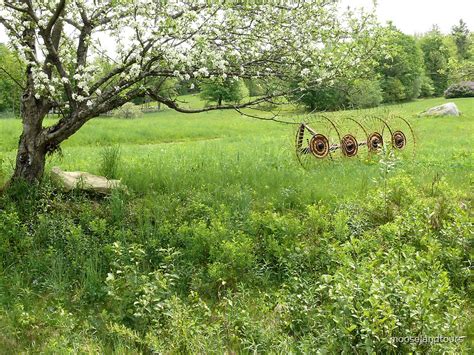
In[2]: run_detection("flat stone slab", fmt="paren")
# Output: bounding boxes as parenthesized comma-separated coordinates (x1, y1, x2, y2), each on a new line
(420, 102, 460, 117)
(51, 166, 123, 194)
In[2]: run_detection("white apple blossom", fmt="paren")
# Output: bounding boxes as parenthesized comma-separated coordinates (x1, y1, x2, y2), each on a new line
(301, 68, 311, 77)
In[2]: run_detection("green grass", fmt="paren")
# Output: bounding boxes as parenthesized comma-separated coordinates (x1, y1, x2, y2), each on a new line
(0, 96, 472, 353)
(1, 96, 472, 199)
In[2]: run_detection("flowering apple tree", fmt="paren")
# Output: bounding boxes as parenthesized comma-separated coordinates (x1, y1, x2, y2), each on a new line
(0, 0, 379, 182)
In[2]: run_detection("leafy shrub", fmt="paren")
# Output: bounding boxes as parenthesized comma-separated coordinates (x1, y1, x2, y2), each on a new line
(104, 242, 180, 332)
(0, 209, 32, 269)
(113, 102, 143, 119)
(208, 232, 256, 289)
(444, 81, 474, 98)
(348, 79, 383, 108)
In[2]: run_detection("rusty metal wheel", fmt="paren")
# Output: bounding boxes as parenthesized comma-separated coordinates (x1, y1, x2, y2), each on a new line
(341, 134, 358, 157)
(368, 132, 383, 152)
(387, 114, 416, 158)
(392, 130, 406, 150)
(309, 134, 330, 158)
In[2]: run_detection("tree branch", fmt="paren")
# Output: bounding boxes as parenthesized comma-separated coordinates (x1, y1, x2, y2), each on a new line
(147, 90, 284, 114)
(45, 0, 66, 34)
(37, 29, 75, 104)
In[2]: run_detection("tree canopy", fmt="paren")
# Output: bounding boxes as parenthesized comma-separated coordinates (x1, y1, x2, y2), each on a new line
(419, 27, 451, 96)
(200, 77, 248, 106)
(377, 26, 424, 102)
(451, 19, 471, 60)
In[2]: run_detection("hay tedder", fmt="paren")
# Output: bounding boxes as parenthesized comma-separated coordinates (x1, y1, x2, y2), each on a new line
(295, 115, 415, 168)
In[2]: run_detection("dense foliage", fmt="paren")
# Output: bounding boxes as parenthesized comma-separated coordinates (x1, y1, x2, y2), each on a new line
(0, 44, 23, 115)
(419, 28, 451, 96)
(289, 81, 349, 111)
(347, 79, 383, 108)
(0, 171, 471, 353)
(377, 27, 424, 102)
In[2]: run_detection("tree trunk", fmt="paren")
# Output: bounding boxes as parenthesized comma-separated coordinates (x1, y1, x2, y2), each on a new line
(11, 93, 48, 183)
(12, 131, 47, 183)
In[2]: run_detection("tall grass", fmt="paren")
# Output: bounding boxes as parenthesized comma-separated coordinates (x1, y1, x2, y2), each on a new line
(99, 145, 121, 179)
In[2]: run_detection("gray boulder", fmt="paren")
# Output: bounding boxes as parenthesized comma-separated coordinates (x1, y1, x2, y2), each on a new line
(420, 102, 461, 117)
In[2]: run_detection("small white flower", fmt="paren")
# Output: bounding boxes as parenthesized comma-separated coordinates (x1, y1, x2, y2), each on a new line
(301, 68, 311, 77)
(198, 67, 209, 77)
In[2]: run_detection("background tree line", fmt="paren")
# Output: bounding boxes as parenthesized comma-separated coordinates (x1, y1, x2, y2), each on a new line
(292, 20, 473, 112)
(0, 20, 472, 116)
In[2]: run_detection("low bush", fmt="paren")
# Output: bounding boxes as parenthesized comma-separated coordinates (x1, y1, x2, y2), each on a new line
(292, 84, 348, 111)
(444, 81, 474, 98)
(112, 102, 143, 119)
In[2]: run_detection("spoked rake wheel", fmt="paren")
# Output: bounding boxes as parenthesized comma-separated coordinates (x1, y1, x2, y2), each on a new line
(392, 130, 406, 150)
(368, 131, 383, 152)
(387, 114, 416, 158)
(341, 134, 358, 157)
(309, 134, 330, 159)
(295, 116, 341, 169)
(361, 115, 392, 156)
(338, 116, 369, 160)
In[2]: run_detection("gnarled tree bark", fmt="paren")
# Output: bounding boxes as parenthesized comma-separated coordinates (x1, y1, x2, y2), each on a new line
(12, 85, 49, 183)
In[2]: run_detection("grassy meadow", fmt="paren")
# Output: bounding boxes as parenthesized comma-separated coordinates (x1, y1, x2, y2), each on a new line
(0, 96, 473, 352)
(1, 97, 472, 200)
